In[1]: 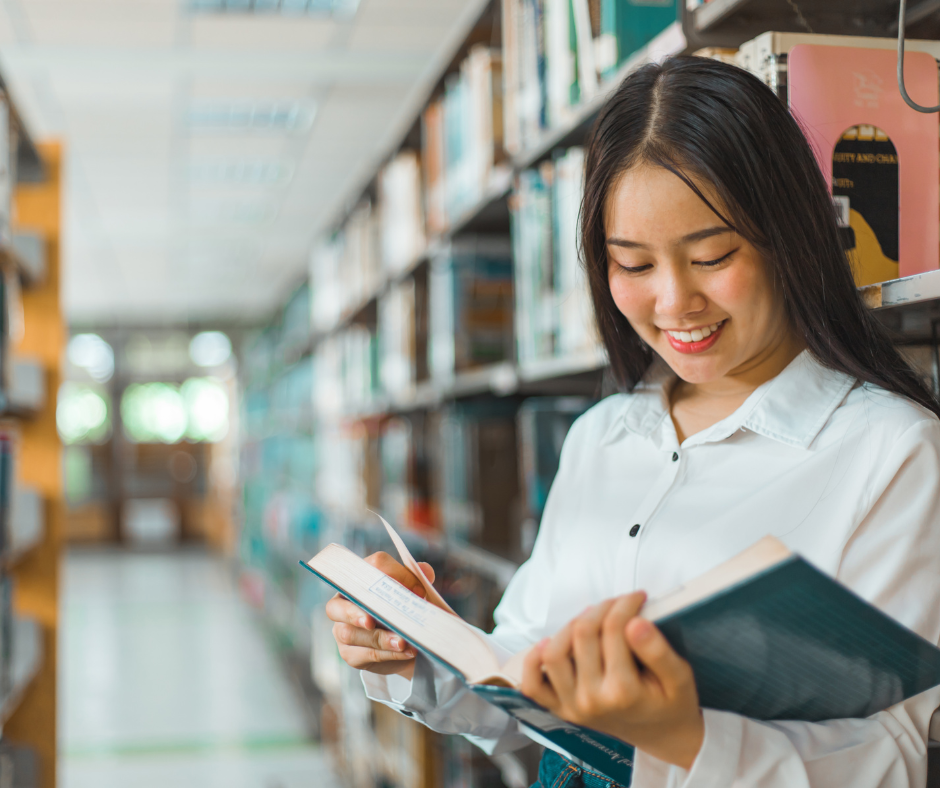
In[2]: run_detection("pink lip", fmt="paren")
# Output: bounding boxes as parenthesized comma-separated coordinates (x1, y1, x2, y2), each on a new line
(664, 321, 726, 355)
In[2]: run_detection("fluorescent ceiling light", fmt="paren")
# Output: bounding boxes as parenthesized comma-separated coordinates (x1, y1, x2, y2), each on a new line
(187, 0, 360, 18)
(187, 101, 316, 134)
(188, 198, 278, 226)
(188, 159, 295, 185)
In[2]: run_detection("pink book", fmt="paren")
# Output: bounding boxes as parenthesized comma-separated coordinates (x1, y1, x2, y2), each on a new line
(788, 45, 939, 284)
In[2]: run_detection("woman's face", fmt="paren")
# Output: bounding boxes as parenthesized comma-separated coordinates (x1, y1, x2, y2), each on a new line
(605, 164, 792, 386)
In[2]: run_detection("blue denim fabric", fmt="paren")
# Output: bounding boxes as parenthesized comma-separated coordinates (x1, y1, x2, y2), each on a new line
(531, 749, 630, 788)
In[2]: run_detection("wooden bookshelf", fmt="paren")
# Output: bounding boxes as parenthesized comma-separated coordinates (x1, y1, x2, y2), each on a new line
(3, 141, 64, 788)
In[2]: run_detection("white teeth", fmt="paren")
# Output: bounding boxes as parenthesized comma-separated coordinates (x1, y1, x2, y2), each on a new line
(666, 320, 724, 343)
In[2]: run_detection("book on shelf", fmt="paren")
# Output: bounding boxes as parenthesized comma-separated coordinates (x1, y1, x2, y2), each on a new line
(378, 279, 417, 398)
(512, 148, 599, 364)
(428, 237, 514, 383)
(422, 98, 448, 238)
(432, 400, 521, 558)
(598, 0, 677, 81)
(380, 150, 426, 276)
(503, 0, 678, 151)
(0, 94, 12, 248)
(517, 396, 593, 520)
(304, 528, 940, 787)
(552, 146, 597, 354)
(512, 163, 556, 363)
(380, 415, 436, 534)
(443, 45, 508, 223)
(786, 42, 938, 284)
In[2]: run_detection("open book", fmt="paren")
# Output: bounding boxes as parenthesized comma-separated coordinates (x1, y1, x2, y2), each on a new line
(303, 525, 940, 786)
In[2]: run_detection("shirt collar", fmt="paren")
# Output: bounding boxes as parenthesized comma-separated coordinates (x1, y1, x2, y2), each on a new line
(601, 350, 856, 450)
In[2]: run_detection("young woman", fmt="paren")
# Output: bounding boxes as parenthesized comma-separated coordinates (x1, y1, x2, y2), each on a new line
(326, 56, 940, 787)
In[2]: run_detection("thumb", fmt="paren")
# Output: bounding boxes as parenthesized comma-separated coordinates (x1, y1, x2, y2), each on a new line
(418, 562, 435, 584)
(626, 618, 691, 696)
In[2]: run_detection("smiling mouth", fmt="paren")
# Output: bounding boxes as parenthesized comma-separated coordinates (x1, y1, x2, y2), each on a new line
(662, 320, 727, 354)
(663, 320, 726, 344)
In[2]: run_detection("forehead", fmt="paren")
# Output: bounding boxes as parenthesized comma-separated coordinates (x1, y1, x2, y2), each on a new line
(604, 164, 728, 240)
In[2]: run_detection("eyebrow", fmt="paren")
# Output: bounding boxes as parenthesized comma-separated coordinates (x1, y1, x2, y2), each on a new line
(606, 226, 734, 249)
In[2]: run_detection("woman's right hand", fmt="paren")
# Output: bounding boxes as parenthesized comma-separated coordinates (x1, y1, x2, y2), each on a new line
(325, 551, 438, 678)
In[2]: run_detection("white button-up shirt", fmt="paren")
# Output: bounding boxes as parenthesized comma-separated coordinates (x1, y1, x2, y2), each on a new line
(362, 350, 940, 787)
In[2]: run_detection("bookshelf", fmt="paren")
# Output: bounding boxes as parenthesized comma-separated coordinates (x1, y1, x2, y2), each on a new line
(683, 0, 932, 47)
(241, 2, 940, 787)
(1, 141, 63, 788)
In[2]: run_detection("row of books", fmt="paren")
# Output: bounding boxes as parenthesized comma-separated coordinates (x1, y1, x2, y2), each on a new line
(310, 202, 382, 335)
(308, 44, 509, 336)
(312, 220, 594, 414)
(502, 0, 678, 154)
(297, 394, 593, 563)
(513, 147, 598, 364)
(312, 239, 517, 409)
(375, 397, 593, 562)
(424, 46, 509, 235)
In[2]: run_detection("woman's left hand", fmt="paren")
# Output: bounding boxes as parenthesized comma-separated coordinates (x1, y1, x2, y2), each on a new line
(520, 592, 704, 770)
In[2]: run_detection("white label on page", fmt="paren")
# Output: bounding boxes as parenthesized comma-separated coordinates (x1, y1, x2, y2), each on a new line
(368, 575, 431, 627)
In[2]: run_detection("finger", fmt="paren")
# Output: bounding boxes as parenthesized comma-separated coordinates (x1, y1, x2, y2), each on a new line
(365, 552, 429, 598)
(521, 639, 559, 709)
(332, 621, 415, 655)
(626, 618, 693, 699)
(417, 561, 435, 584)
(541, 625, 577, 702)
(340, 643, 418, 669)
(325, 593, 376, 630)
(570, 600, 616, 690)
(601, 592, 647, 681)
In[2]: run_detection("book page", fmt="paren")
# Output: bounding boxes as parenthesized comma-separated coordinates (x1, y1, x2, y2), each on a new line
(372, 511, 458, 616)
(308, 544, 501, 682)
(642, 536, 792, 621)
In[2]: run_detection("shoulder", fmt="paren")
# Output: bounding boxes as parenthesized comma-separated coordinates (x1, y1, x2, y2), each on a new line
(836, 381, 940, 454)
(562, 392, 634, 454)
(844, 381, 939, 432)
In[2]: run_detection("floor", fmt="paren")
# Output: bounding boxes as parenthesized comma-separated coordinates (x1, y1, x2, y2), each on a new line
(59, 547, 335, 788)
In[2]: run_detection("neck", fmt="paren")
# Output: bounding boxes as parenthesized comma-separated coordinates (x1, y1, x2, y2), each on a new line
(669, 330, 806, 445)
(676, 330, 805, 403)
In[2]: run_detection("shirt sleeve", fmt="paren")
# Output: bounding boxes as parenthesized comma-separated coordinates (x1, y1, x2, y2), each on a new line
(360, 409, 588, 752)
(634, 416, 940, 788)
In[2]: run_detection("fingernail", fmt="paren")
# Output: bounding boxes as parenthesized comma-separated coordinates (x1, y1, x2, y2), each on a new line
(359, 617, 368, 628)
(389, 636, 402, 650)
(537, 637, 550, 651)
(632, 619, 653, 641)
(404, 648, 416, 657)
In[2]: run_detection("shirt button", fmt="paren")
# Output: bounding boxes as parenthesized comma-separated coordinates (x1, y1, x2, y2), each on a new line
(629, 524, 640, 537)
(672, 452, 679, 462)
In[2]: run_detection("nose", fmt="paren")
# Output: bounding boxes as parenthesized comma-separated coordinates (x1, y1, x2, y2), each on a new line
(655, 263, 707, 320)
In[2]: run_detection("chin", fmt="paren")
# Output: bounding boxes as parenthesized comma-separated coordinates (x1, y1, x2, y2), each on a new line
(659, 352, 728, 384)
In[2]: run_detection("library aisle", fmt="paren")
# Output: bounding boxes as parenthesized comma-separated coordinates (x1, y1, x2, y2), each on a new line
(59, 547, 332, 788)
(0, 0, 934, 787)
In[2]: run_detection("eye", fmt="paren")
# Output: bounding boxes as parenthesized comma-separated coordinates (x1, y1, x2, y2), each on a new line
(695, 249, 737, 267)
(614, 262, 652, 274)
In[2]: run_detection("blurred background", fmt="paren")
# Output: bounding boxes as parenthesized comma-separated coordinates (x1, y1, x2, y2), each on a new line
(0, 0, 931, 787)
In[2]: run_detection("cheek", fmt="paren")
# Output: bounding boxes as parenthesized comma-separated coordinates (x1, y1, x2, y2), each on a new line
(709, 260, 769, 317)
(608, 271, 650, 322)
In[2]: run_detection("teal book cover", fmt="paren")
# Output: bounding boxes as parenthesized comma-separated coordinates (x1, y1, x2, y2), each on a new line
(600, 0, 677, 80)
(302, 536, 940, 787)
(472, 684, 636, 785)
(657, 555, 940, 721)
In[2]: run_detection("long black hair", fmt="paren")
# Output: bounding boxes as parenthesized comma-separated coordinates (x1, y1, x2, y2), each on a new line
(581, 55, 940, 419)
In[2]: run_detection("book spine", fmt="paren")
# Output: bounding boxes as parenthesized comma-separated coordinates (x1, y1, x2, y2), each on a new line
(471, 685, 635, 786)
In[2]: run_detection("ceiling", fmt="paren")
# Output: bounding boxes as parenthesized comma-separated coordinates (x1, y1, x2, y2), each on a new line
(0, 0, 480, 325)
